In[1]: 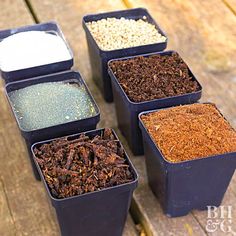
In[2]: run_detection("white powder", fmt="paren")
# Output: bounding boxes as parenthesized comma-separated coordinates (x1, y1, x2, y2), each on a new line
(0, 31, 72, 72)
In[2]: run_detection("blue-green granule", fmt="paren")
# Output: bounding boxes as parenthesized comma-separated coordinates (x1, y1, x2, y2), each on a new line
(9, 81, 97, 131)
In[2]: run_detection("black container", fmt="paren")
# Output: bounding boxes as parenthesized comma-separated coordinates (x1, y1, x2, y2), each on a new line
(0, 21, 73, 83)
(139, 105, 236, 217)
(82, 8, 167, 102)
(108, 50, 202, 155)
(5, 71, 100, 180)
(31, 128, 138, 236)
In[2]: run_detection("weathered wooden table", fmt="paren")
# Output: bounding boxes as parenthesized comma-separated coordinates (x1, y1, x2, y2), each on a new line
(0, 0, 235, 235)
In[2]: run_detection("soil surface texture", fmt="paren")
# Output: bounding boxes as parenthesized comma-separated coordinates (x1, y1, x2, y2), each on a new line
(34, 129, 134, 198)
(109, 53, 200, 102)
(141, 103, 236, 162)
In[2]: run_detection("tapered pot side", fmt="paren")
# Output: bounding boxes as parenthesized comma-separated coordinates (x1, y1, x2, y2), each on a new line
(139, 105, 236, 217)
(0, 21, 73, 83)
(82, 8, 168, 102)
(5, 71, 100, 180)
(31, 128, 138, 236)
(108, 50, 202, 155)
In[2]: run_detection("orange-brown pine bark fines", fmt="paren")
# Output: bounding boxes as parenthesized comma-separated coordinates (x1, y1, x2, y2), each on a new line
(141, 103, 236, 163)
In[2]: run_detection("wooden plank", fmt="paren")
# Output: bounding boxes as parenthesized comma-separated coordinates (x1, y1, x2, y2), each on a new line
(0, 1, 60, 235)
(124, 215, 138, 236)
(124, 0, 236, 235)
(0, 0, 234, 236)
(0, 1, 57, 235)
(0, 178, 16, 236)
(0, 0, 33, 29)
(0, 81, 15, 126)
(222, 0, 236, 15)
(0, 124, 60, 235)
(0, 0, 137, 235)
(28, 0, 214, 235)
(0, 0, 33, 125)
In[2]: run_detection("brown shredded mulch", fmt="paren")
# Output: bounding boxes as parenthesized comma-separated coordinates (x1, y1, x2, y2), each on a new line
(141, 103, 236, 163)
(34, 128, 134, 198)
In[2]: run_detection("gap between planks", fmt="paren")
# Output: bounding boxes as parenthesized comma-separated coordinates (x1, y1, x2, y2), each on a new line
(24, 0, 39, 23)
(0, 176, 17, 236)
(222, 0, 236, 15)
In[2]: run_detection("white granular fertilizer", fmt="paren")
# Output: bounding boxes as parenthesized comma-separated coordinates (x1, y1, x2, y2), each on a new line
(0, 31, 72, 72)
(86, 17, 166, 51)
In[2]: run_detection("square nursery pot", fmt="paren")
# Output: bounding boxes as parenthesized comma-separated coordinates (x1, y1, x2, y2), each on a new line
(0, 21, 73, 83)
(5, 71, 100, 180)
(82, 8, 167, 102)
(139, 105, 236, 217)
(31, 128, 138, 236)
(108, 50, 202, 155)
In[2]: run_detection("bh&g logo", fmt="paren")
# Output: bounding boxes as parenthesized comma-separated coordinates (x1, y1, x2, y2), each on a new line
(206, 206, 236, 235)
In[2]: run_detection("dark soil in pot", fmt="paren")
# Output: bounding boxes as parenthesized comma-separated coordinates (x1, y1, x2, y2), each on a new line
(109, 52, 200, 103)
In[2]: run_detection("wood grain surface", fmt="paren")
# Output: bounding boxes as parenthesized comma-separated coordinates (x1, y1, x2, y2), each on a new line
(0, 0, 235, 235)
(0, 0, 136, 235)
(126, 0, 236, 235)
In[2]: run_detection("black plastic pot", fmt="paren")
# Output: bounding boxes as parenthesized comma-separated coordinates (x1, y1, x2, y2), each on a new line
(108, 50, 202, 155)
(0, 21, 73, 83)
(31, 128, 138, 236)
(5, 71, 100, 180)
(82, 8, 167, 102)
(139, 105, 236, 217)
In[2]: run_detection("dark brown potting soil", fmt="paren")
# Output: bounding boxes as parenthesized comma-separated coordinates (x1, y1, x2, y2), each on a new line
(34, 129, 134, 198)
(109, 53, 200, 102)
(141, 103, 236, 163)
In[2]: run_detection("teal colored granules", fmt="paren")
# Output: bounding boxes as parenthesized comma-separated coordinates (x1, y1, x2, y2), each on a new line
(9, 81, 97, 131)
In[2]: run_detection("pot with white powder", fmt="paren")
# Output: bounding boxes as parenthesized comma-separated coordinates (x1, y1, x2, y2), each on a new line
(0, 21, 73, 83)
